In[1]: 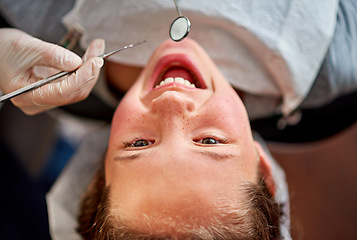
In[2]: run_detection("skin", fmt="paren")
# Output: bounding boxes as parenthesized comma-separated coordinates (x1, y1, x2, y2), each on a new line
(104, 38, 273, 233)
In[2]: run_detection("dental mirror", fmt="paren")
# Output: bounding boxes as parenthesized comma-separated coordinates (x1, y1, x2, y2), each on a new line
(169, 0, 191, 42)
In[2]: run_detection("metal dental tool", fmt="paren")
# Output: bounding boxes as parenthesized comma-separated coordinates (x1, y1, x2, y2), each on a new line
(169, 0, 191, 42)
(0, 40, 146, 103)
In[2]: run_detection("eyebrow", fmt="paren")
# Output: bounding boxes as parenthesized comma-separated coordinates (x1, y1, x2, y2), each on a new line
(114, 149, 237, 162)
(114, 152, 149, 161)
(193, 149, 238, 160)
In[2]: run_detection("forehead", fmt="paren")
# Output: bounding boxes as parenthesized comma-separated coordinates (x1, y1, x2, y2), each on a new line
(107, 173, 247, 237)
(106, 160, 256, 239)
(107, 144, 259, 205)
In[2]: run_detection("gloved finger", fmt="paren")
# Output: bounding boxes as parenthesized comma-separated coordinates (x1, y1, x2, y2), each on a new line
(31, 39, 104, 80)
(36, 40, 83, 72)
(32, 65, 60, 79)
(82, 39, 105, 62)
(12, 57, 104, 115)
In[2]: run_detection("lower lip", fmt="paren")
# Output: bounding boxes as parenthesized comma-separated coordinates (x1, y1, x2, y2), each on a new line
(148, 54, 205, 91)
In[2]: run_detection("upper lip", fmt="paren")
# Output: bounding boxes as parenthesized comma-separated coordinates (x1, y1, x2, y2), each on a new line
(148, 54, 207, 90)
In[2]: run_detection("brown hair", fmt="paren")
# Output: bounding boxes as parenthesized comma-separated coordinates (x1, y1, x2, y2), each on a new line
(77, 166, 281, 240)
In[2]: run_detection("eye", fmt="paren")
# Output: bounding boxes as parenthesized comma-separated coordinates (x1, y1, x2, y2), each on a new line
(196, 137, 227, 145)
(132, 139, 150, 147)
(202, 137, 218, 144)
(124, 139, 154, 148)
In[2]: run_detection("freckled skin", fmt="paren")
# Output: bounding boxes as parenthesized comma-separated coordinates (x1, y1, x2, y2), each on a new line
(105, 39, 273, 234)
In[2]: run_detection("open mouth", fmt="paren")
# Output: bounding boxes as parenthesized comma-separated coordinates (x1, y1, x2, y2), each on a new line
(155, 65, 202, 89)
(150, 54, 207, 90)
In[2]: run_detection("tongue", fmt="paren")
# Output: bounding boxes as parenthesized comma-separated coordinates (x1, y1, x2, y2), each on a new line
(163, 67, 193, 82)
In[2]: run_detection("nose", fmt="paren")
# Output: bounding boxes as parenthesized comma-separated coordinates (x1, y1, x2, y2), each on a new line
(150, 91, 195, 116)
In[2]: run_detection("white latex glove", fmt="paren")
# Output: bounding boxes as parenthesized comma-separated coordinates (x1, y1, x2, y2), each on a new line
(0, 28, 105, 115)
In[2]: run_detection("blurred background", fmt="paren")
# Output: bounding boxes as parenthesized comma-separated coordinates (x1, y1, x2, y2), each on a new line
(251, 91, 357, 240)
(270, 122, 357, 240)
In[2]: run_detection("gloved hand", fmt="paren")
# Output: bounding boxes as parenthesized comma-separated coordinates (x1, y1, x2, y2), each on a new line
(0, 28, 105, 115)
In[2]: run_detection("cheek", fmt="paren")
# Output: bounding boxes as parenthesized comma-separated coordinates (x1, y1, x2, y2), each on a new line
(111, 95, 145, 133)
(203, 93, 249, 129)
(217, 90, 246, 116)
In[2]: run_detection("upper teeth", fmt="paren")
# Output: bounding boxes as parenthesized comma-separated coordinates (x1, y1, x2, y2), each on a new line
(156, 77, 196, 88)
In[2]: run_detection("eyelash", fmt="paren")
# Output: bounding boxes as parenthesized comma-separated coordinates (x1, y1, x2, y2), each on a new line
(217, 137, 228, 143)
(123, 141, 134, 148)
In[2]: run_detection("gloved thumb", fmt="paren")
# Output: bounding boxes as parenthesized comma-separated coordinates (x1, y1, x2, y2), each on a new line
(82, 39, 105, 62)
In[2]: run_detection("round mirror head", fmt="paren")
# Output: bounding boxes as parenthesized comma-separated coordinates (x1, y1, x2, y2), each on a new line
(169, 16, 191, 42)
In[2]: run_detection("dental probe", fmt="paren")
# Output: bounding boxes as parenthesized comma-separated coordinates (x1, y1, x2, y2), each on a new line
(0, 40, 146, 103)
(169, 0, 191, 42)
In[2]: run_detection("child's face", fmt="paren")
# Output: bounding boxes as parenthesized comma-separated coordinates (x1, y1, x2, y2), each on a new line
(104, 38, 266, 233)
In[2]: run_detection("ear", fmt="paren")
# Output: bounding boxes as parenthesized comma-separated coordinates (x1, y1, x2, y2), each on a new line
(254, 141, 276, 197)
